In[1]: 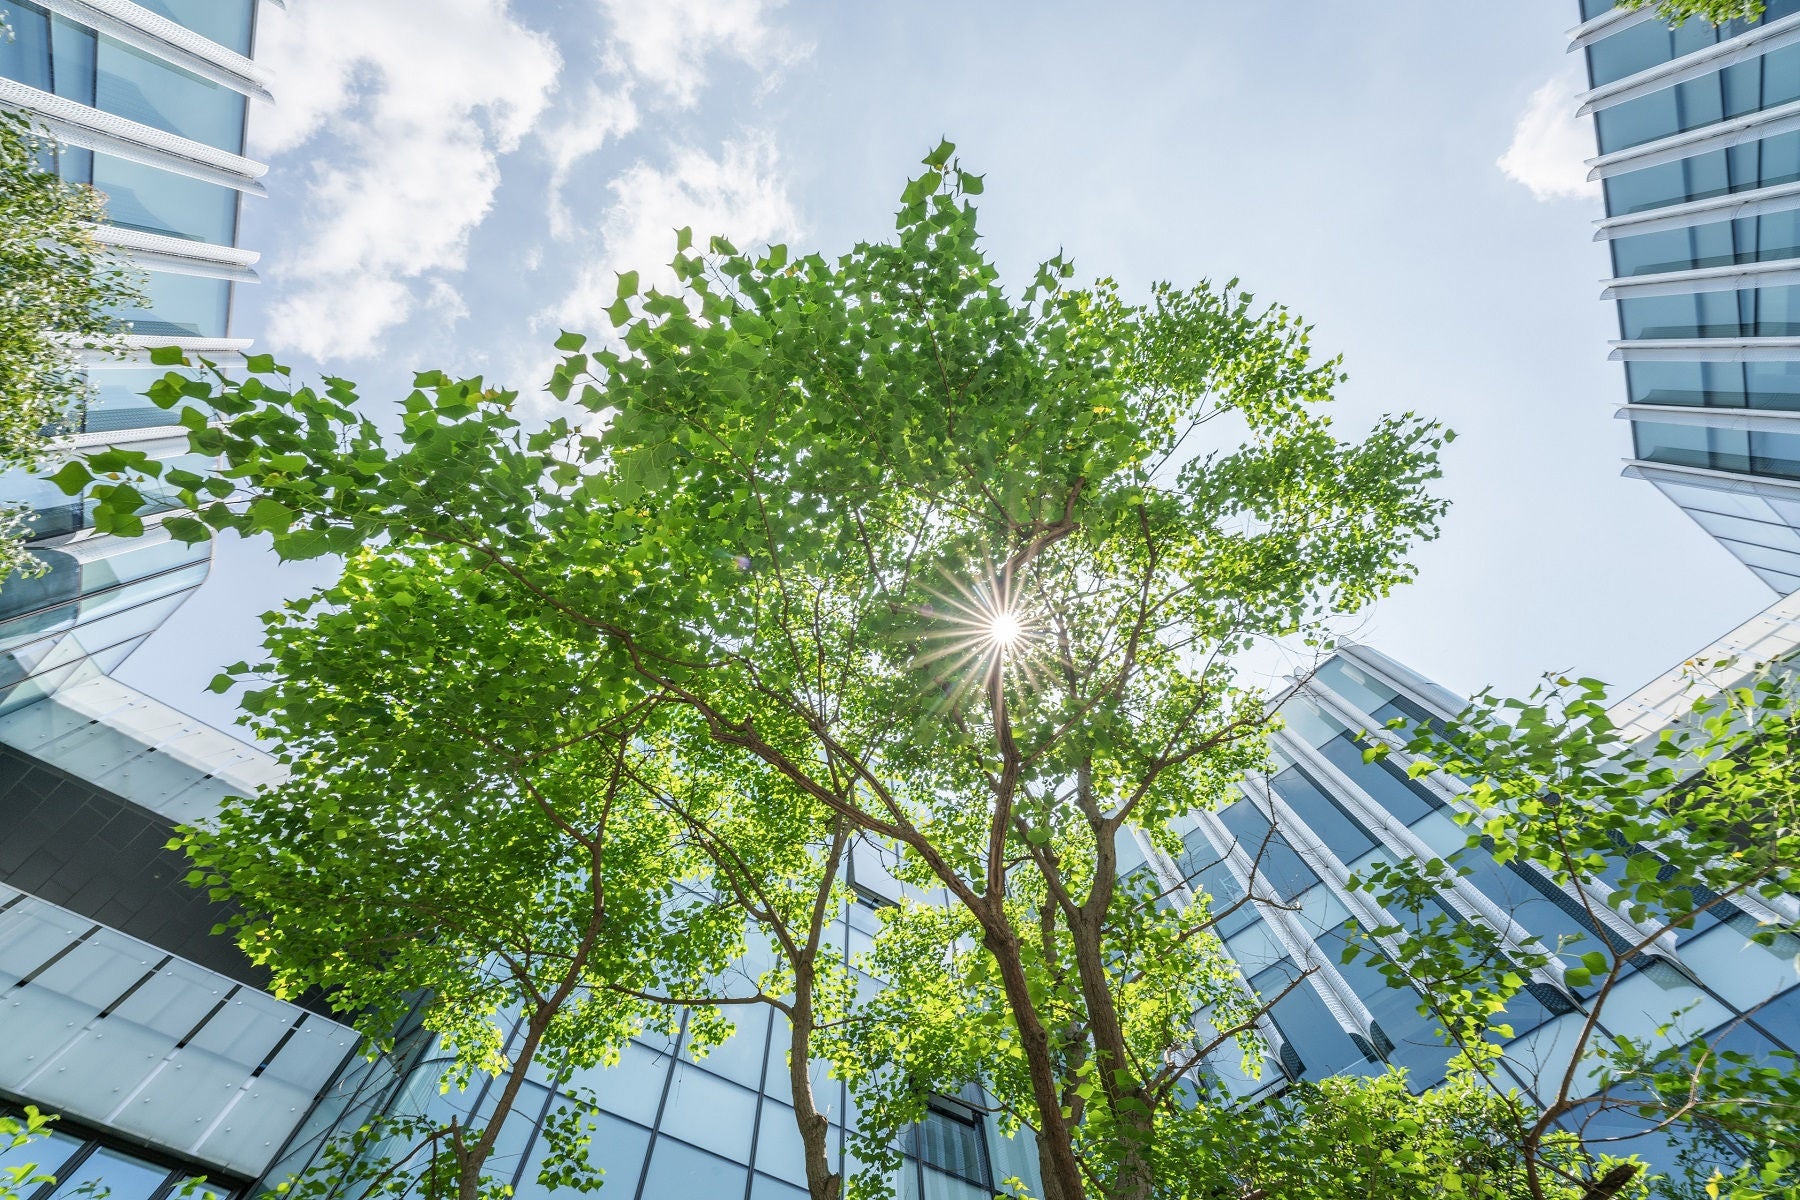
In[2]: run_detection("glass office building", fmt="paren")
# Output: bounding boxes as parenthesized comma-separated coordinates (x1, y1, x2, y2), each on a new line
(0, 674, 361, 1200)
(1574, 1, 1800, 591)
(0, 0, 270, 713)
(1133, 630, 1799, 1130)
(0, 6, 337, 1200)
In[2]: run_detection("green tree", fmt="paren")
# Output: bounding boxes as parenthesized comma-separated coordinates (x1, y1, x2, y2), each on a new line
(1618, 0, 1765, 25)
(1351, 666, 1800, 1200)
(182, 553, 751, 1200)
(0, 109, 140, 580)
(68, 145, 1461, 1199)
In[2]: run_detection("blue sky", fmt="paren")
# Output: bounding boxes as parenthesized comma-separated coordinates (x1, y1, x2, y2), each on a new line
(116, 0, 1777, 730)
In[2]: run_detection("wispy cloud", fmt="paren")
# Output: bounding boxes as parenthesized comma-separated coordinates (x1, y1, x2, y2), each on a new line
(541, 82, 641, 240)
(537, 0, 807, 242)
(598, 0, 803, 106)
(543, 133, 800, 352)
(252, 0, 562, 359)
(1497, 65, 1600, 203)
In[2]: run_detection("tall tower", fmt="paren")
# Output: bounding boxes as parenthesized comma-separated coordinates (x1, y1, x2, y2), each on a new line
(0, 0, 270, 712)
(1573, 0, 1800, 592)
(0, 8, 367, 1199)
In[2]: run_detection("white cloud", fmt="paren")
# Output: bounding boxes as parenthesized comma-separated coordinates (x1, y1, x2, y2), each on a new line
(597, 0, 802, 107)
(541, 82, 641, 240)
(537, 0, 807, 241)
(541, 133, 799, 358)
(251, 0, 561, 359)
(1497, 66, 1600, 202)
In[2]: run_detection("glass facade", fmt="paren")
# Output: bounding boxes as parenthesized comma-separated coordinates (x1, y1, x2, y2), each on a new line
(0, 0, 266, 704)
(1582, 1, 1800, 591)
(1156, 644, 1800, 1190)
(0, 1105, 241, 1200)
(0, 9, 276, 1197)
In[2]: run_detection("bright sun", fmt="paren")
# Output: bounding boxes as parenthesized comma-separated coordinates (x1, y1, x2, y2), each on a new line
(988, 611, 1023, 647)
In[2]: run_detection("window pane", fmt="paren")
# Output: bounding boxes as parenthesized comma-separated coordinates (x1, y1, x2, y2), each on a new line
(93, 153, 239, 244)
(46, 1147, 170, 1200)
(131, 0, 255, 55)
(640, 1138, 747, 1200)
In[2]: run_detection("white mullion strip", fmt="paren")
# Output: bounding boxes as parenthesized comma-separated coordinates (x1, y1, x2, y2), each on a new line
(1297, 683, 1683, 957)
(1611, 335, 1800, 360)
(37, 0, 271, 101)
(1627, 455, 1800, 495)
(92, 225, 259, 269)
(1331, 643, 1466, 724)
(1587, 96, 1800, 181)
(1596, 180, 1800, 240)
(1239, 776, 1417, 1000)
(1567, 5, 1655, 53)
(1187, 806, 1381, 1054)
(1619, 402, 1800, 432)
(0, 78, 268, 193)
(1578, 13, 1800, 116)
(1127, 826, 1291, 1082)
(93, 226, 260, 282)
(1601, 257, 1800, 299)
(1302, 680, 1468, 807)
(1270, 730, 1642, 987)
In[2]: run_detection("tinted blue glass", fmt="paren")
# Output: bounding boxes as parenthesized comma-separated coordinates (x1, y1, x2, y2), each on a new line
(46, 1147, 170, 1200)
(1249, 960, 1381, 1080)
(132, 0, 256, 55)
(1750, 426, 1800, 477)
(1587, 19, 1682, 87)
(94, 36, 246, 151)
(1620, 288, 1759, 338)
(1450, 843, 1603, 961)
(1597, 86, 1684, 154)
(108, 270, 231, 338)
(85, 368, 187, 434)
(1268, 764, 1377, 864)
(640, 1138, 747, 1200)
(1179, 829, 1257, 937)
(1749, 983, 1799, 1051)
(912, 1108, 988, 1187)
(1216, 800, 1320, 900)
(46, 10, 96, 104)
(1314, 921, 1456, 1086)
(92, 152, 239, 244)
(0, 1, 52, 90)
(1606, 132, 1800, 216)
(1315, 733, 1439, 825)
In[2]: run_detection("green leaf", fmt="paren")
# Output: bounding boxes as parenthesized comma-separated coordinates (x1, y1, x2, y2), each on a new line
(148, 344, 186, 366)
(554, 331, 586, 352)
(48, 460, 92, 495)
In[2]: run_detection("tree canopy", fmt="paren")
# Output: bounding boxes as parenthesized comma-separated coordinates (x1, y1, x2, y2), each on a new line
(58, 145, 1782, 1200)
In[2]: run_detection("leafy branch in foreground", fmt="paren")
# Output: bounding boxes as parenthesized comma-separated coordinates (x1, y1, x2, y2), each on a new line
(1353, 667, 1800, 1200)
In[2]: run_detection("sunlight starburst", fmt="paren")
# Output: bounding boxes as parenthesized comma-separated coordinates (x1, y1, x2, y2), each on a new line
(911, 565, 1049, 713)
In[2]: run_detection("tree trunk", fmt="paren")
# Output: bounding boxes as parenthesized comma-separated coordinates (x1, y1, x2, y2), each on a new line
(787, 987, 842, 1200)
(984, 921, 1089, 1200)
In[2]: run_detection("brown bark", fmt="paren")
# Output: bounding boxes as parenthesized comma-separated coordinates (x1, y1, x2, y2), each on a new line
(787, 985, 842, 1200)
(983, 919, 1090, 1200)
